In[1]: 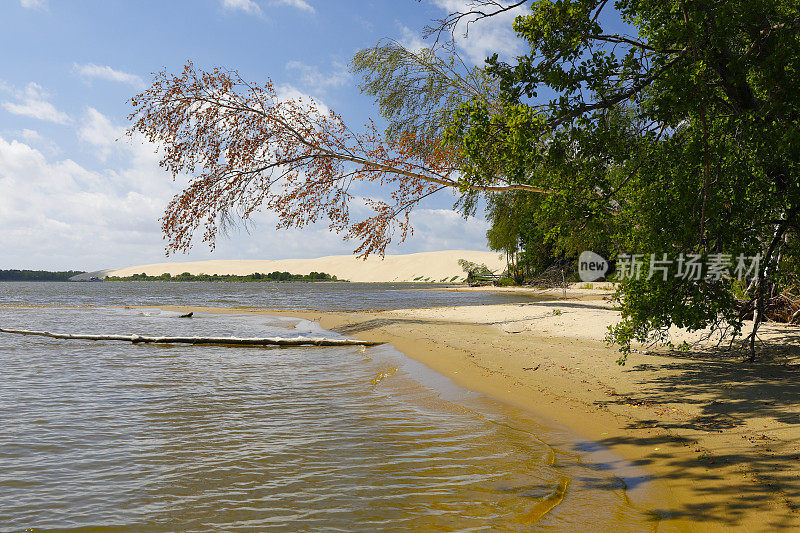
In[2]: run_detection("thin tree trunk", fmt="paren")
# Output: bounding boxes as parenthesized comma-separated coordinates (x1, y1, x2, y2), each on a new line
(748, 208, 796, 361)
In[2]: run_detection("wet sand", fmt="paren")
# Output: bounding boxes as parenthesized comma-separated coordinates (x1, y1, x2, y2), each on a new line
(163, 288, 800, 531)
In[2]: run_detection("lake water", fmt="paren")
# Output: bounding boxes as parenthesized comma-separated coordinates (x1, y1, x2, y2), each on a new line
(0, 283, 666, 531)
(0, 281, 535, 311)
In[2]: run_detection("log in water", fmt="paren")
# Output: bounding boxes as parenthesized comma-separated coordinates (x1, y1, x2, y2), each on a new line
(0, 327, 383, 347)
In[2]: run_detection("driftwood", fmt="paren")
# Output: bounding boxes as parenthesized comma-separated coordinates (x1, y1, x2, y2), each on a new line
(0, 328, 383, 347)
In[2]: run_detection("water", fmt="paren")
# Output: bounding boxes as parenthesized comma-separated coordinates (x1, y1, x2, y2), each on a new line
(0, 284, 665, 531)
(0, 281, 535, 311)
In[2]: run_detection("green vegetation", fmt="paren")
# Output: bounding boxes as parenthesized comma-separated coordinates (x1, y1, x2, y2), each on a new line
(458, 259, 499, 286)
(441, 0, 800, 361)
(0, 269, 85, 282)
(105, 271, 342, 282)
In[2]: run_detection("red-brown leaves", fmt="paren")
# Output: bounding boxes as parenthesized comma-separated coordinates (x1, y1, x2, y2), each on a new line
(128, 62, 456, 258)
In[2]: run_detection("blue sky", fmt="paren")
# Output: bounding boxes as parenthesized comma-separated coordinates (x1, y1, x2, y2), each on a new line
(0, 0, 530, 270)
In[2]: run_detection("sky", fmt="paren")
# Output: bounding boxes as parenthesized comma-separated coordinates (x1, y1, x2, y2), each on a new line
(0, 0, 531, 271)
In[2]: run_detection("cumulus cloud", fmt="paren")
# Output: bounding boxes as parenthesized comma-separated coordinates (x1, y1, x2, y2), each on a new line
(14, 128, 60, 156)
(1, 82, 70, 124)
(221, 0, 262, 15)
(431, 0, 528, 64)
(387, 208, 491, 253)
(73, 63, 144, 88)
(221, 0, 314, 16)
(275, 83, 330, 114)
(0, 106, 490, 270)
(398, 24, 427, 53)
(17, 129, 45, 144)
(78, 107, 126, 161)
(0, 135, 169, 269)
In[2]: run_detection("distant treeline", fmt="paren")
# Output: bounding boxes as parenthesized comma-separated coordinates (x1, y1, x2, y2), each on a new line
(105, 271, 343, 282)
(0, 269, 86, 281)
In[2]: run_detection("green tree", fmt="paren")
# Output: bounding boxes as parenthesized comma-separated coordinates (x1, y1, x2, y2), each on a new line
(445, 0, 799, 361)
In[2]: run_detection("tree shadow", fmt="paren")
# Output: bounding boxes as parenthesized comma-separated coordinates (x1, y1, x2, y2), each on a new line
(590, 330, 800, 526)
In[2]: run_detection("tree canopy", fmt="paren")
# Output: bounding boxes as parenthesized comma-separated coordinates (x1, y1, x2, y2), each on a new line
(442, 0, 799, 360)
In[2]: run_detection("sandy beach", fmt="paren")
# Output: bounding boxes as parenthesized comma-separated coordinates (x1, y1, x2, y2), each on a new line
(163, 285, 800, 531)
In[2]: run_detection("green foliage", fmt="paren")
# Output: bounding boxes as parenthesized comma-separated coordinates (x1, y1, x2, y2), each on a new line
(447, 0, 800, 360)
(105, 271, 341, 282)
(351, 40, 496, 159)
(0, 269, 86, 282)
(457, 259, 494, 276)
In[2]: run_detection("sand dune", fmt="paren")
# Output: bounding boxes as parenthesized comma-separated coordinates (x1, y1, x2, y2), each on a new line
(74, 250, 507, 283)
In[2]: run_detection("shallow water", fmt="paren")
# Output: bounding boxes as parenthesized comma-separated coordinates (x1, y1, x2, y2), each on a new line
(0, 285, 667, 531)
(0, 281, 535, 311)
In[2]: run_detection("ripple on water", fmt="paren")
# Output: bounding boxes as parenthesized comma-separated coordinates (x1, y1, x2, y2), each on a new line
(0, 305, 661, 531)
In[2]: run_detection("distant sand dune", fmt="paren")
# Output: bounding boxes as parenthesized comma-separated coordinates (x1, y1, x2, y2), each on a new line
(72, 250, 506, 283)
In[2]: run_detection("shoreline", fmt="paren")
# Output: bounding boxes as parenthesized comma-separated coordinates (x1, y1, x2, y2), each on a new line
(159, 296, 800, 531)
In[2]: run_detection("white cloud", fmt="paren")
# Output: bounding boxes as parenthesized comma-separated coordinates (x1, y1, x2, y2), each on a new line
(285, 61, 348, 94)
(73, 63, 144, 88)
(221, 0, 262, 15)
(0, 115, 185, 270)
(275, 84, 330, 114)
(0, 107, 490, 270)
(431, 0, 528, 64)
(398, 24, 427, 53)
(17, 129, 44, 143)
(271, 0, 314, 13)
(387, 208, 491, 254)
(221, 0, 315, 16)
(78, 108, 126, 161)
(20, 0, 46, 10)
(14, 128, 60, 156)
(1, 82, 70, 124)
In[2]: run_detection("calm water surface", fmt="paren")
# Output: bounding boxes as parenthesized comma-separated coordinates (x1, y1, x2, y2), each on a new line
(0, 281, 536, 311)
(0, 284, 666, 531)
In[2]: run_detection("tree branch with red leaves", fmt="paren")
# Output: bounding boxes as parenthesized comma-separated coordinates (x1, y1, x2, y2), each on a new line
(128, 61, 548, 258)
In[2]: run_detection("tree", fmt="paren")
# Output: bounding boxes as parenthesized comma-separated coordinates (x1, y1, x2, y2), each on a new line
(127, 52, 548, 260)
(444, 0, 800, 360)
(129, 1, 799, 361)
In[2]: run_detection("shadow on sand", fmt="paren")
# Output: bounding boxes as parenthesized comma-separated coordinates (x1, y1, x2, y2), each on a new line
(335, 314, 800, 528)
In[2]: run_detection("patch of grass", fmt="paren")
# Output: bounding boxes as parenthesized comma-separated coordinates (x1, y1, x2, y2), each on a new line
(551, 309, 563, 316)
